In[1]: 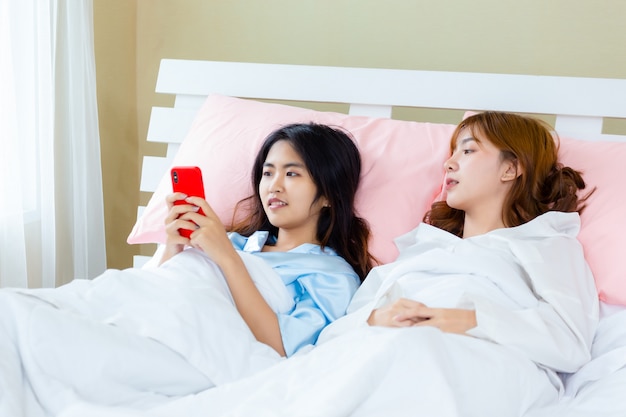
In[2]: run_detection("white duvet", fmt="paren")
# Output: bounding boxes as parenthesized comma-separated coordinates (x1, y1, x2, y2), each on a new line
(61, 307, 626, 417)
(0, 248, 292, 417)
(56, 212, 626, 417)
(0, 214, 626, 417)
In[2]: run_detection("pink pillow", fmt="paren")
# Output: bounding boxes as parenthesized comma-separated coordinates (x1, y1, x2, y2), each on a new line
(128, 95, 454, 264)
(558, 136, 626, 305)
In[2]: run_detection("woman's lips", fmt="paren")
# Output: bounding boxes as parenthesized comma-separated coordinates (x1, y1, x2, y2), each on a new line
(268, 197, 287, 208)
(445, 178, 458, 190)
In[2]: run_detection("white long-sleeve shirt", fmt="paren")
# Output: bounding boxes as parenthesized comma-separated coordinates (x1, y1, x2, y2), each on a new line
(320, 211, 599, 374)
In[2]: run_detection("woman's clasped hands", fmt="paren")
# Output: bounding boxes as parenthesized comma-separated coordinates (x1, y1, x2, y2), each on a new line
(367, 297, 477, 335)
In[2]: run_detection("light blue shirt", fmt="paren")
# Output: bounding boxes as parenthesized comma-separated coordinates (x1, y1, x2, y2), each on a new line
(229, 231, 360, 356)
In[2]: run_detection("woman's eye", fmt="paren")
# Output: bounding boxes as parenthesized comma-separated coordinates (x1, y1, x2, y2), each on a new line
(462, 149, 474, 155)
(286, 171, 299, 177)
(262, 170, 272, 177)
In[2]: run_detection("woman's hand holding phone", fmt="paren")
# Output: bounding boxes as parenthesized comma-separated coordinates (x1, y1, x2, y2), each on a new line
(162, 166, 238, 267)
(160, 166, 207, 264)
(170, 166, 206, 239)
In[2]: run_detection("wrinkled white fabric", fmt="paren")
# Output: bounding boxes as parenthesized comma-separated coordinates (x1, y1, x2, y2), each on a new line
(0, 249, 290, 416)
(58, 212, 607, 417)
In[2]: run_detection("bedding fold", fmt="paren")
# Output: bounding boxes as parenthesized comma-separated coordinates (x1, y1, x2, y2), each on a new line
(0, 249, 290, 416)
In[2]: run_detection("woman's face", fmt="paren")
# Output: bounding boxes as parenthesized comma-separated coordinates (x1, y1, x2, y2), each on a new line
(259, 140, 328, 240)
(443, 128, 516, 217)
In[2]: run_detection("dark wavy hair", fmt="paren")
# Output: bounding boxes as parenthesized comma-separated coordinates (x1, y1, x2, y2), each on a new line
(229, 123, 375, 280)
(424, 111, 594, 237)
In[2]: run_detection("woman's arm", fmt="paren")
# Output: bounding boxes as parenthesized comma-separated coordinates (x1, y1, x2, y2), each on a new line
(466, 234, 598, 373)
(184, 196, 286, 356)
(213, 251, 286, 356)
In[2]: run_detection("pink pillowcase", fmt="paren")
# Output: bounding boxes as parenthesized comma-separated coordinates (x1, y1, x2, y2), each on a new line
(129, 95, 626, 306)
(557, 136, 626, 305)
(128, 94, 454, 265)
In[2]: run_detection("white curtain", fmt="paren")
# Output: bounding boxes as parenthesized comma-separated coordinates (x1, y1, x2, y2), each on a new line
(0, 0, 106, 288)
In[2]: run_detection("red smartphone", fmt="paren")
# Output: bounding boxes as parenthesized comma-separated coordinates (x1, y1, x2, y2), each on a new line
(170, 166, 206, 238)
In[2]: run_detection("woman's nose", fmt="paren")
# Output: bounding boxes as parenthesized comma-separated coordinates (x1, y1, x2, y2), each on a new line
(444, 157, 455, 171)
(269, 176, 283, 192)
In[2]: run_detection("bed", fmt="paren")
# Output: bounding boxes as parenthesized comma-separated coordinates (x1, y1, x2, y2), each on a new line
(126, 60, 626, 416)
(7, 60, 626, 416)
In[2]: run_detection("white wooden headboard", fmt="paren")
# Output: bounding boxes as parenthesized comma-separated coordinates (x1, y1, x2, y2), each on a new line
(135, 59, 626, 267)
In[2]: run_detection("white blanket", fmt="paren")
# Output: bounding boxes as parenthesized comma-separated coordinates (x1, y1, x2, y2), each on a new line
(62, 326, 559, 417)
(0, 249, 291, 417)
(58, 212, 603, 417)
(524, 304, 626, 417)
(61, 321, 626, 417)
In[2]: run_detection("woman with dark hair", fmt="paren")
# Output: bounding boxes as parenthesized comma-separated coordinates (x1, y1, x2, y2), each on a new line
(161, 122, 374, 359)
(229, 123, 372, 280)
(0, 123, 375, 416)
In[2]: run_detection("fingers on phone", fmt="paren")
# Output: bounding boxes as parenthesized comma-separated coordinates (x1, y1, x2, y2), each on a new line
(166, 192, 188, 204)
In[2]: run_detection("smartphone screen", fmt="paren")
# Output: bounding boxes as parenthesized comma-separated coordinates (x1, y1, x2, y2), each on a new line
(170, 166, 205, 238)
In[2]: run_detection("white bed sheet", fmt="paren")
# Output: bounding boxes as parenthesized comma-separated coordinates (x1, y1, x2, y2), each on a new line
(56, 222, 626, 417)
(565, 302, 626, 395)
(525, 302, 626, 417)
(0, 249, 290, 417)
(60, 326, 559, 417)
(57, 303, 626, 417)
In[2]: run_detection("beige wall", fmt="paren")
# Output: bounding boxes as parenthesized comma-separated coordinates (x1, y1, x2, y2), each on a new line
(95, 0, 626, 269)
(94, 0, 138, 269)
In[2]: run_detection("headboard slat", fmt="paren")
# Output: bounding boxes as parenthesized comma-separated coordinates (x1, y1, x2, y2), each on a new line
(140, 155, 172, 192)
(348, 104, 392, 118)
(156, 59, 626, 118)
(147, 107, 198, 143)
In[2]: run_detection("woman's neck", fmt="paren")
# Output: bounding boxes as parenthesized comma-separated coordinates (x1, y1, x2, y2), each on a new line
(264, 230, 320, 252)
(462, 214, 506, 238)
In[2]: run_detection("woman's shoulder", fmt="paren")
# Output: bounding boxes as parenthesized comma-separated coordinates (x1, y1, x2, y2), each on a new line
(393, 222, 459, 254)
(498, 211, 581, 240)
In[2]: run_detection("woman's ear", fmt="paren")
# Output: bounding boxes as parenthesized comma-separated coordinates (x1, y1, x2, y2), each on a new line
(501, 160, 522, 182)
